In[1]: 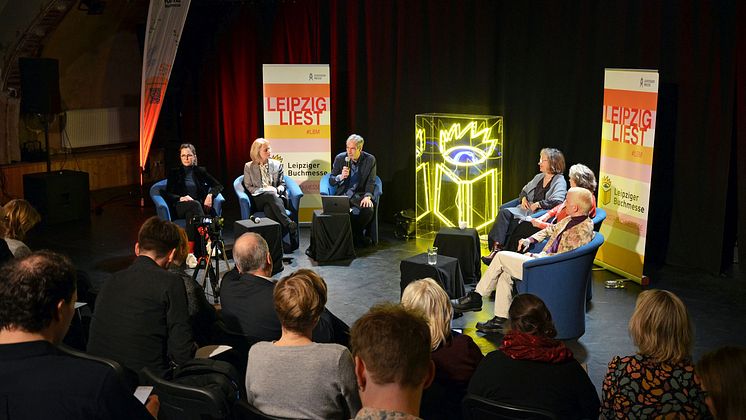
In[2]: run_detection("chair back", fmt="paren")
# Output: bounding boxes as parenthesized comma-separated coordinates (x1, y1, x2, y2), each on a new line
(141, 367, 229, 420)
(149, 179, 172, 221)
(234, 175, 252, 220)
(518, 233, 605, 339)
(462, 394, 558, 420)
(56, 344, 138, 390)
(592, 207, 606, 232)
(232, 400, 295, 420)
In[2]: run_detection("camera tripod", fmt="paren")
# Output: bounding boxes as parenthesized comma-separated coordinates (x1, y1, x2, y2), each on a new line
(192, 225, 232, 304)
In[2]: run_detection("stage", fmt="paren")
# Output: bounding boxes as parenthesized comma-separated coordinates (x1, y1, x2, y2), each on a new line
(27, 186, 746, 394)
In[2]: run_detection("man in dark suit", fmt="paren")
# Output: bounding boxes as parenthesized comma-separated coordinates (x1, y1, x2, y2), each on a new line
(0, 251, 157, 419)
(88, 216, 196, 381)
(329, 134, 377, 246)
(220, 232, 349, 345)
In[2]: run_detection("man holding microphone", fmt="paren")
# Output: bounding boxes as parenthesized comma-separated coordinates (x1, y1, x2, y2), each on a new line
(329, 134, 377, 246)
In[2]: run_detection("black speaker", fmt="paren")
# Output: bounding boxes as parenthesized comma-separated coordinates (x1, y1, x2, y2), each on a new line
(19, 57, 62, 115)
(23, 171, 90, 225)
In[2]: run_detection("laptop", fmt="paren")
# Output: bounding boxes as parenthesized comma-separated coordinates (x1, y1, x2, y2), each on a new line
(322, 196, 351, 215)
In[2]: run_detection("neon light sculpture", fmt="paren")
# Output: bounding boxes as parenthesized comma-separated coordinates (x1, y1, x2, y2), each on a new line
(415, 114, 503, 237)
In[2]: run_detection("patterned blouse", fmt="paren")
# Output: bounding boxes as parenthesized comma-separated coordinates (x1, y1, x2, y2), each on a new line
(601, 354, 712, 419)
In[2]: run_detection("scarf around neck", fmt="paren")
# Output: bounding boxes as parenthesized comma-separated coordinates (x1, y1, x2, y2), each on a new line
(499, 330, 574, 363)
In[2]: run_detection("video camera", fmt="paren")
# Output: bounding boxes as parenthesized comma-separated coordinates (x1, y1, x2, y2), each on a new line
(190, 215, 225, 237)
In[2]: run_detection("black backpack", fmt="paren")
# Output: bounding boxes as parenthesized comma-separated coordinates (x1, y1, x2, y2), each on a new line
(170, 358, 242, 412)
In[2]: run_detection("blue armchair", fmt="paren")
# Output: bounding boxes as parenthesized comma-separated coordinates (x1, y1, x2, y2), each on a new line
(319, 173, 383, 244)
(515, 233, 605, 340)
(592, 207, 606, 232)
(233, 175, 303, 223)
(149, 179, 225, 227)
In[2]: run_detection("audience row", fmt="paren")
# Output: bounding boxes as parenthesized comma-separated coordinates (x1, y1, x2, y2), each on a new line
(1, 214, 745, 419)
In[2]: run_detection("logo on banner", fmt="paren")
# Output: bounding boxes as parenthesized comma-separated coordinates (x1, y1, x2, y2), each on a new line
(164, 0, 181, 7)
(600, 176, 612, 206)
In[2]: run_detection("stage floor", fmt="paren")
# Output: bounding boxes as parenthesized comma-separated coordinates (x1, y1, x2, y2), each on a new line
(27, 186, 746, 394)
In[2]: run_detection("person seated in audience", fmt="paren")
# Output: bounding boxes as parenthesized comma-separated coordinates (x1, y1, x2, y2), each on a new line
(350, 303, 435, 420)
(468, 294, 599, 419)
(401, 278, 483, 420)
(697, 346, 746, 419)
(0, 251, 157, 419)
(483, 148, 567, 264)
(2, 198, 41, 258)
(453, 187, 595, 333)
(601, 289, 711, 419)
(243, 138, 298, 245)
(88, 216, 196, 382)
(0, 207, 13, 264)
(504, 163, 597, 252)
(245, 269, 361, 419)
(169, 226, 218, 347)
(220, 232, 349, 344)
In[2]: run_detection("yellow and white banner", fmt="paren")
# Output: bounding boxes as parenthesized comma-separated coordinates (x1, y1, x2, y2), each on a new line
(263, 64, 331, 222)
(596, 69, 659, 283)
(139, 0, 191, 182)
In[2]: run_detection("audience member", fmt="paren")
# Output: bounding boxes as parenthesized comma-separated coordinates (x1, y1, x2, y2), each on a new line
(350, 303, 435, 420)
(401, 278, 483, 420)
(453, 187, 595, 333)
(329, 133, 377, 246)
(483, 147, 567, 264)
(697, 346, 746, 420)
(2, 198, 41, 258)
(0, 206, 12, 264)
(88, 216, 195, 382)
(468, 294, 599, 419)
(0, 251, 157, 419)
(504, 163, 597, 252)
(601, 289, 710, 419)
(220, 232, 349, 344)
(246, 269, 361, 419)
(169, 226, 218, 347)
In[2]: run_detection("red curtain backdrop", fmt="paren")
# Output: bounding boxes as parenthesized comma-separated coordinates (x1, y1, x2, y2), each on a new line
(172, 0, 742, 274)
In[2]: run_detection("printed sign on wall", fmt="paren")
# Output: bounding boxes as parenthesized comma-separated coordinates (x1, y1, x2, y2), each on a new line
(596, 68, 659, 283)
(263, 64, 331, 222)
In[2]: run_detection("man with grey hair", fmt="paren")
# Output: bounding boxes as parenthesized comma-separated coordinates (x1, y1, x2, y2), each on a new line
(330, 133, 377, 246)
(220, 233, 349, 344)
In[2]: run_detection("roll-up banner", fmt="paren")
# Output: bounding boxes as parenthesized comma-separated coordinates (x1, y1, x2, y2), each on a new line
(139, 0, 191, 181)
(263, 64, 331, 222)
(596, 69, 659, 284)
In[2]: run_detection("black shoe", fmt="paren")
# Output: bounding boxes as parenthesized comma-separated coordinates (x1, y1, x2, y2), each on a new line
(481, 244, 502, 266)
(476, 316, 507, 333)
(451, 292, 482, 312)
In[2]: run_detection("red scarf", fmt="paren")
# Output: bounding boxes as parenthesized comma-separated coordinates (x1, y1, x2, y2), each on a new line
(499, 331, 574, 363)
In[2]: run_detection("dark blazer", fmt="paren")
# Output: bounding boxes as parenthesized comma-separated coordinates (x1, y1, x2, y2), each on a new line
(0, 340, 153, 419)
(164, 165, 223, 208)
(329, 151, 377, 200)
(219, 268, 349, 345)
(243, 159, 287, 196)
(87, 256, 196, 378)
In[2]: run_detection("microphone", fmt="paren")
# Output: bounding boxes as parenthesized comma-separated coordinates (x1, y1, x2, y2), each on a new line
(249, 215, 261, 224)
(344, 156, 350, 168)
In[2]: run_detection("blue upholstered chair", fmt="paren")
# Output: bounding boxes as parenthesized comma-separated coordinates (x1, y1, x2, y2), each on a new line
(149, 179, 225, 227)
(233, 175, 303, 224)
(515, 233, 605, 340)
(319, 173, 382, 244)
(592, 207, 606, 232)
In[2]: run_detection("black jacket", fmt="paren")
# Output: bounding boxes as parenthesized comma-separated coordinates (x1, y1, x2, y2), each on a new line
(329, 151, 377, 200)
(164, 165, 223, 208)
(88, 256, 196, 378)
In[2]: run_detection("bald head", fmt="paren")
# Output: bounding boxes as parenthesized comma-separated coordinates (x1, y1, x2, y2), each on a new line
(566, 187, 594, 216)
(233, 232, 271, 275)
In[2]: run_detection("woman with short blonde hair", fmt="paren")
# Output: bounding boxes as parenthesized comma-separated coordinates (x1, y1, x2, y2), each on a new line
(401, 278, 483, 419)
(3, 199, 41, 258)
(601, 290, 709, 418)
(245, 269, 360, 419)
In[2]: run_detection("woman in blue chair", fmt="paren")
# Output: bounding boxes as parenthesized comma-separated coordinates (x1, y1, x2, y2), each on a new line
(483, 148, 567, 265)
(243, 138, 298, 240)
(504, 163, 597, 252)
(468, 294, 600, 419)
(165, 143, 223, 254)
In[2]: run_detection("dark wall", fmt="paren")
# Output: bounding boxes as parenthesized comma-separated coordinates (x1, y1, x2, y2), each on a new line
(164, 0, 743, 274)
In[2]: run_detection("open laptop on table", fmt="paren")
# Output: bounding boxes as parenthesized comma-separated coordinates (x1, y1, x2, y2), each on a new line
(321, 196, 350, 215)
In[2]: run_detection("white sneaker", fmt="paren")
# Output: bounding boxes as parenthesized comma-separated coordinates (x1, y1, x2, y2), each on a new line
(186, 253, 198, 269)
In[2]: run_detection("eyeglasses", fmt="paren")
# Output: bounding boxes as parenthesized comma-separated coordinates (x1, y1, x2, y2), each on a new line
(181, 154, 194, 158)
